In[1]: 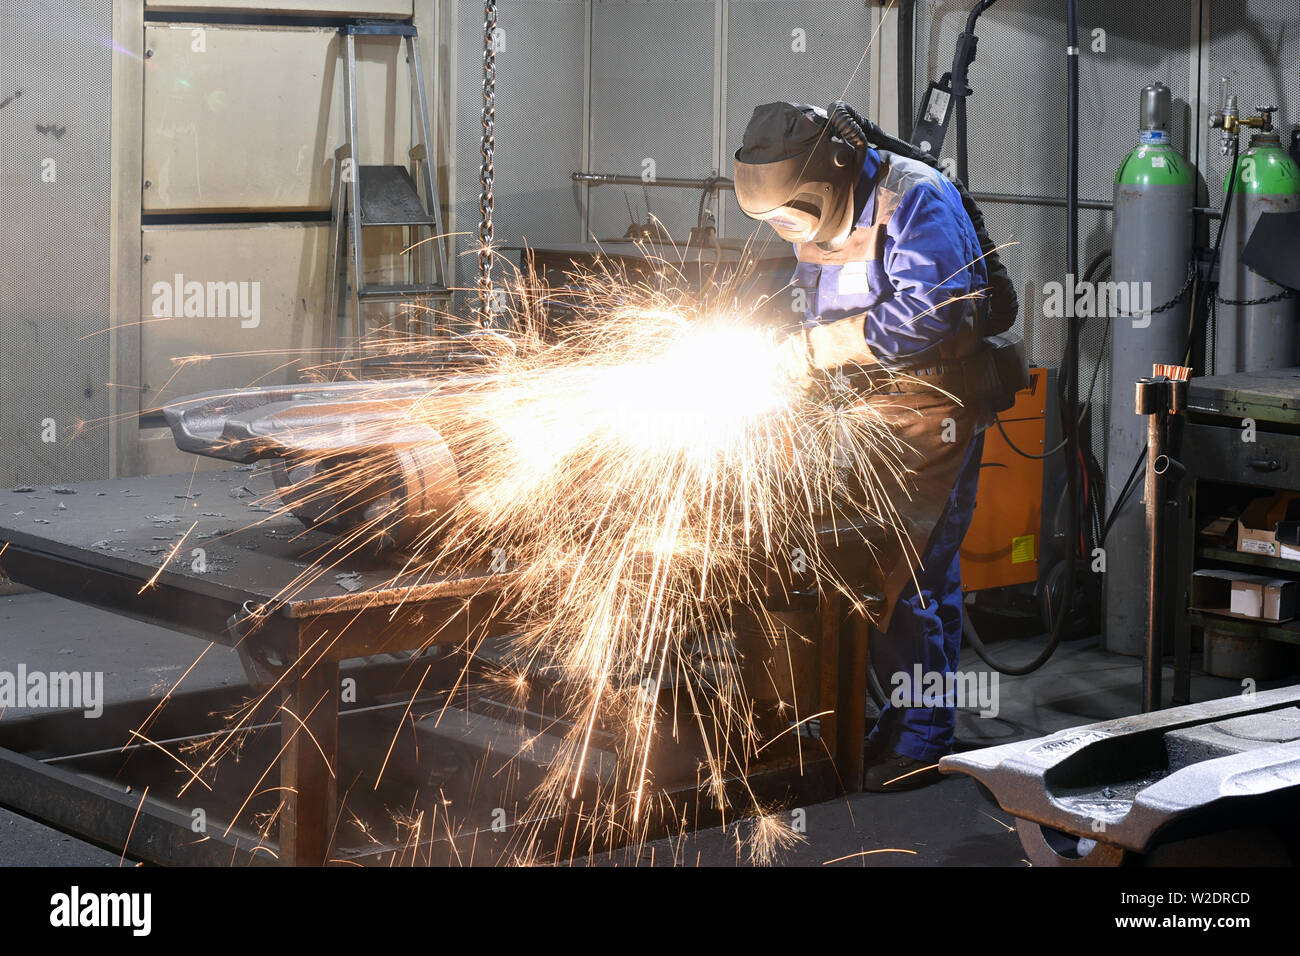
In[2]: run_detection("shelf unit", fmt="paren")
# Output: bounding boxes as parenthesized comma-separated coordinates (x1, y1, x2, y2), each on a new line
(1171, 368, 1300, 702)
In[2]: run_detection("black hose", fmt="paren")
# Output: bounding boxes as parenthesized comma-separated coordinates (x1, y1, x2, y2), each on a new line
(1083, 249, 1112, 282)
(1100, 443, 1147, 546)
(995, 249, 1112, 461)
(1085, 446, 1106, 551)
(965, 0, 1080, 676)
(955, 87, 969, 186)
(827, 101, 869, 158)
(953, 0, 1000, 183)
(993, 413, 1058, 459)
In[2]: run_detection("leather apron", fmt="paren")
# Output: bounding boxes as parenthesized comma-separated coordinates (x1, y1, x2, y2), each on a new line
(795, 150, 994, 626)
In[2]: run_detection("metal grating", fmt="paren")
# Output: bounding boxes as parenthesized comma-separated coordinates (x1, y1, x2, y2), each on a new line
(0, 0, 112, 485)
(452, 0, 589, 311)
(916, 0, 1196, 211)
(586, 0, 719, 243)
(912, 0, 1200, 464)
(1202, 0, 1299, 194)
(722, 0, 877, 241)
(452, 0, 878, 285)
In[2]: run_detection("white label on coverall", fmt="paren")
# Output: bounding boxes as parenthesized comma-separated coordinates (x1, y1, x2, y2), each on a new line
(837, 261, 870, 296)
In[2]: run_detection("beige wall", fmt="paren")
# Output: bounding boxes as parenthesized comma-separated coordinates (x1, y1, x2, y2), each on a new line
(112, 0, 445, 476)
(145, 0, 411, 14)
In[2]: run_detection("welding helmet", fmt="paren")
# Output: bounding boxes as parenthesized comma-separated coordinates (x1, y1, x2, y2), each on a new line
(733, 102, 863, 250)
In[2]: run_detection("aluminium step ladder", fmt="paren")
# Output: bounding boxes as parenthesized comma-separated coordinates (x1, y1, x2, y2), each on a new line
(324, 21, 449, 362)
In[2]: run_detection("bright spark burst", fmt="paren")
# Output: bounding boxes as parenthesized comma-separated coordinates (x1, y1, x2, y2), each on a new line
(736, 810, 808, 866)
(133, 247, 939, 865)
(357, 257, 924, 862)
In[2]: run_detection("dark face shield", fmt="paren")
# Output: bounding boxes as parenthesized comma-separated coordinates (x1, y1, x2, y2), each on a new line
(734, 130, 860, 248)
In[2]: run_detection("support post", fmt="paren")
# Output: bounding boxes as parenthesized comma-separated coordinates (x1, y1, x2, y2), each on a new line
(279, 647, 339, 866)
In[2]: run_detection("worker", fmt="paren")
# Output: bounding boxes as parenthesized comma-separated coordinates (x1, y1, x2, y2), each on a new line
(733, 101, 1015, 791)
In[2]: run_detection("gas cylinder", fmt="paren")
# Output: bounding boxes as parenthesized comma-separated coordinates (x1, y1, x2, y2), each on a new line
(1216, 119, 1300, 372)
(1105, 81, 1194, 655)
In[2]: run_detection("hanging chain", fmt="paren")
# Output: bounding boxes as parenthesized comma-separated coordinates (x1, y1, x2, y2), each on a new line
(1130, 261, 1198, 317)
(1216, 286, 1297, 307)
(477, 0, 497, 327)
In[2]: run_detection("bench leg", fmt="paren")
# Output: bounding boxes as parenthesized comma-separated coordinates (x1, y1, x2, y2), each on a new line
(836, 610, 869, 793)
(279, 657, 339, 866)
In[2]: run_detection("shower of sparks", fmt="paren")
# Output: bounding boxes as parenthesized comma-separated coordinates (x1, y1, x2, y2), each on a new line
(261, 253, 927, 862)
(125, 242, 952, 865)
(735, 809, 808, 866)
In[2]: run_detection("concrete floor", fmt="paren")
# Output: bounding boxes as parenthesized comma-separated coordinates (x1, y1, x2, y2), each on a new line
(599, 619, 1251, 867)
(0, 590, 1251, 866)
(0, 591, 246, 866)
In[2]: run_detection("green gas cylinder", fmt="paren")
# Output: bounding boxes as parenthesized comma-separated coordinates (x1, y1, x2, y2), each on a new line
(1216, 123, 1300, 372)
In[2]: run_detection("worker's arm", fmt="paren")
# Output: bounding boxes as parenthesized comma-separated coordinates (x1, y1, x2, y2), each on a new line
(862, 181, 982, 365)
(778, 181, 981, 386)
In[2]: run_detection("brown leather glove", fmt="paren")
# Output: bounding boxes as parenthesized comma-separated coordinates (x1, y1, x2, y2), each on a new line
(778, 312, 880, 391)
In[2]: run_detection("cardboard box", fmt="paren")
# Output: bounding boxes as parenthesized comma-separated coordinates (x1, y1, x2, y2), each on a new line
(1251, 575, 1293, 620)
(1236, 492, 1300, 560)
(1191, 568, 1297, 622)
(1279, 521, 1300, 562)
(1198, 515, 1235, 545)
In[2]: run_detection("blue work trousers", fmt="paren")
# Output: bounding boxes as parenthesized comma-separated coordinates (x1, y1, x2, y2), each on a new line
(867, 430, 985, 761)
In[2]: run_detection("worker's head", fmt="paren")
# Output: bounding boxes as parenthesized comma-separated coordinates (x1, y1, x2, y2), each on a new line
(733, 102, 862, 250)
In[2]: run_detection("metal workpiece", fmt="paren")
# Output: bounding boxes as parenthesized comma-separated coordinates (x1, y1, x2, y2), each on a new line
(160, 379, 491, 547)
(269, 434, 462, 549)
(941, 686, 1300, 866)
(159, 380, 438, 462)
(159, 372, 897, 558)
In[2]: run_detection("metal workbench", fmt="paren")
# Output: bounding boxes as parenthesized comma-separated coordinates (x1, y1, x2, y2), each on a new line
(0, 466, 871, 865)
(0, 467, 507, 865)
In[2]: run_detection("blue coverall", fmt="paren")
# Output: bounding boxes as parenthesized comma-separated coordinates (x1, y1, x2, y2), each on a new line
(793, 146, 988, 762)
